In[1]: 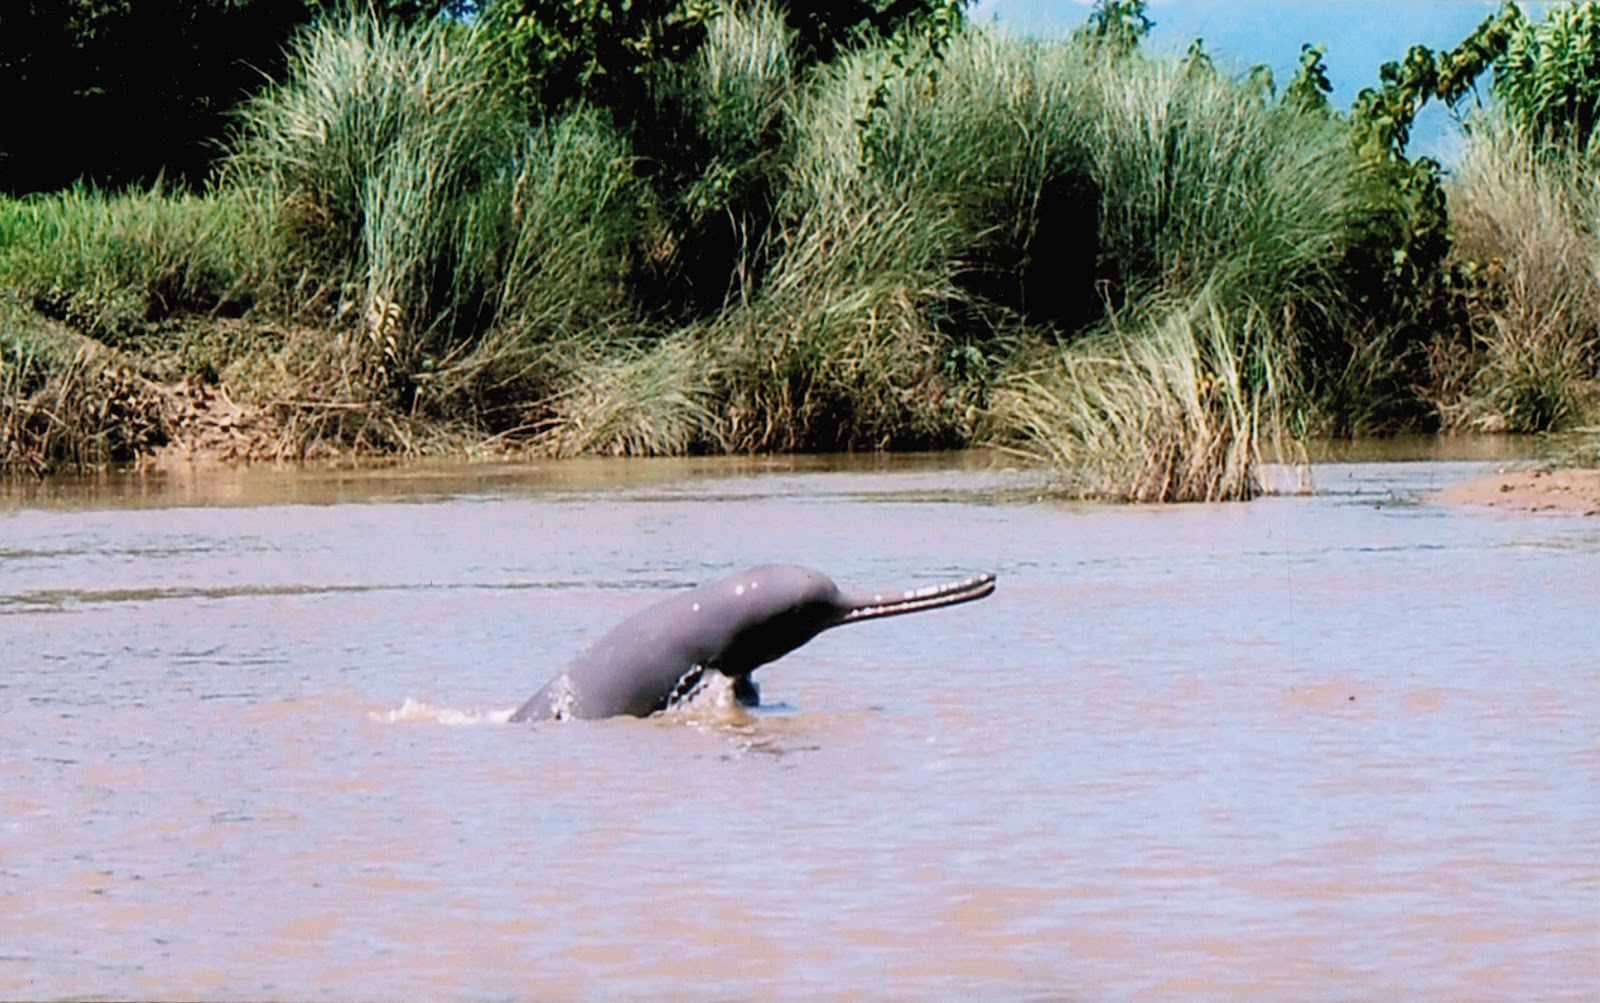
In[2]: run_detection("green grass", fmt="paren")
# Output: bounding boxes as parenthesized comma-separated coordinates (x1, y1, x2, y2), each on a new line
(0, 187, 258, 344)
(226, 13, 519, 371)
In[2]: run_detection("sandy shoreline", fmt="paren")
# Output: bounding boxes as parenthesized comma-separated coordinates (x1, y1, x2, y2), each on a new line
(1433, 467, 1600, 515)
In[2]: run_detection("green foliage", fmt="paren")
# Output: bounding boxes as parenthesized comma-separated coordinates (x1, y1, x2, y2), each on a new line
(1493, 1, 1600, 156)
(786, 0, 967, 66)
(0, 188, 257, 344)
(1320, 3, 1526, 434)
(228, 15, 516, 330)
(1349, 3, 1521, 162)
(1074, 0, 1153, 57)
(227, 10, 654, 420)
(424, 109, 651, 427)
(0, 1, 471, 194)
(484, 0, 721, 115)
(7, 4, 1596, 483)
(1283, 44, 1332, 115)
(620, 0, 800, 317)
(483, 0, 970, 117)
(485, 0, 971, 318)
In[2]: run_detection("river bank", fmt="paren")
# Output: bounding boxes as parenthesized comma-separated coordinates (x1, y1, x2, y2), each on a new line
(1433, 466, 1600, 515)
(4, 9, 1597, 497)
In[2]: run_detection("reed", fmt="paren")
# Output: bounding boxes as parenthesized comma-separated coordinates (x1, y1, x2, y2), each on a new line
(992, 290, 1287, 501)
(1444, 115, 1600, 432)
(226, 12, 518, 372)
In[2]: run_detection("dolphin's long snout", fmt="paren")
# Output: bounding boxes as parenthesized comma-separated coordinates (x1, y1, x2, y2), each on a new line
(835, 572, 996, 624)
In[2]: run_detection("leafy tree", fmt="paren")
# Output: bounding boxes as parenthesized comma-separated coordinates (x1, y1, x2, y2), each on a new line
(1340, 1, 1522, 291)
(484, 0, 969, 119)
(480, 0, 720, 115)
(1493, 1, 1600, 155)
(1074, 0, 1153, 57)
(0, 1, 470, 194)
(1304, 1, 1523, 431)
(786, 0, 968, 66)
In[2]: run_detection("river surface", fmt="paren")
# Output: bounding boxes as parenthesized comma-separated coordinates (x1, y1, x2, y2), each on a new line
(3, 451, 1597, 1001)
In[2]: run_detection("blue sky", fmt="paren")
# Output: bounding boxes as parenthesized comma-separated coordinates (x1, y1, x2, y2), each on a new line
(966, 1, 1556, 163)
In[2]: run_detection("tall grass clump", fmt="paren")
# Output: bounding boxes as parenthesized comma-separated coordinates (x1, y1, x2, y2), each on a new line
(968, 39, 1383, 497)
(1077, 49, 1387, 337)
(415, 108, 649, 431)
(225, 9, 659, 441)
(532, 333, 722, 457)
(993, 290, 1287, 501)
(227, 12, 518, 386)
(1444, 115, 1600, 431)
(659, 27, 1102, 455)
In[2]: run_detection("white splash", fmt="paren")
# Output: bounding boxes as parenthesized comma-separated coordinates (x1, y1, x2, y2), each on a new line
(372, 697, 515, 725)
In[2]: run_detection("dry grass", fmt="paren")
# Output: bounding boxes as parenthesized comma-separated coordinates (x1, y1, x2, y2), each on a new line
(1445, 116, 1600, 431)
(531, 335, 722, 457)
(0, 343, 167, 475)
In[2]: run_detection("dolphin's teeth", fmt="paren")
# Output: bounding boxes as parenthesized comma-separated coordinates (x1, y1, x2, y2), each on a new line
(691, 602, 701, 612)
(735, 584, 746, 596)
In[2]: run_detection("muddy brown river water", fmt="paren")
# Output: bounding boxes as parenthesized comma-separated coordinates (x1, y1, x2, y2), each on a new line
(2, 451, 1597, 1001)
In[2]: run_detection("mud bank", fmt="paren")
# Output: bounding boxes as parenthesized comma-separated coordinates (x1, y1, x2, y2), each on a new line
(1433, 467, 1600, 515)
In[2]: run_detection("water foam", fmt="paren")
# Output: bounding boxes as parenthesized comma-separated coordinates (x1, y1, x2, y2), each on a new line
(371, 697, 516, 725)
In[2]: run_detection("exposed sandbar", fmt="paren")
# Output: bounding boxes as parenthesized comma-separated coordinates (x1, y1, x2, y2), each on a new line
(1433, 467, 1600, 515)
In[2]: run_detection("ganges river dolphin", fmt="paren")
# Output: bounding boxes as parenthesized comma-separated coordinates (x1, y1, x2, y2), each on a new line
(509, 564, 997, 721)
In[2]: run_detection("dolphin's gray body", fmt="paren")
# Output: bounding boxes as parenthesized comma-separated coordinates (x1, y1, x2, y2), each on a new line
(510, 564, 996, 721)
